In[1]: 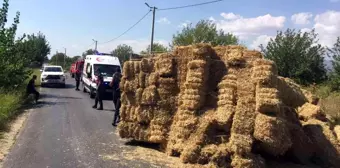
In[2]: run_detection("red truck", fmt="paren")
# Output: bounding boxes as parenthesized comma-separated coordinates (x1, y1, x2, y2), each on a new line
(70, 60, 84, 78)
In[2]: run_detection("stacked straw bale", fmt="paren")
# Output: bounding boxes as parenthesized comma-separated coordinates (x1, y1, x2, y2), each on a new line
(118, 44, 340, 168)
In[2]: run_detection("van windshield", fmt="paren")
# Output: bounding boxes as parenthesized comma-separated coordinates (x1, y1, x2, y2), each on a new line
(93, 64, 120, 77)
(44, 67, 63, 72)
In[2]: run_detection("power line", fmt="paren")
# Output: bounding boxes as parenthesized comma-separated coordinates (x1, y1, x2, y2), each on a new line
(158, 0, 223, 11)
(99, 10, 151, 44)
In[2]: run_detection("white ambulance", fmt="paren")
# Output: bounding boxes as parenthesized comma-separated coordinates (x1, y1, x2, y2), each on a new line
(82, 54, 121, 98)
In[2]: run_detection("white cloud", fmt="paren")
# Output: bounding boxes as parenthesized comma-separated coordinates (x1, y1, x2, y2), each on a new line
(250, 35, 274, 50)
(313, 10, 340, 47)
(213, 13, 286, 39)
(301, 28, 312, 34)
(291, 12, 313, 25)
(96, 39, 169, 54)
(220, 12, 241, 20)
(178, 20, 191, 29)
(157, 17, 171, 24)
(330, 0, 339, 3)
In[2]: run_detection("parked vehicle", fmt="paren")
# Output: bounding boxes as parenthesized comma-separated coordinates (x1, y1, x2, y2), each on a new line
(70, 63, 76, 78)
(82, 55, 121, 98)
(40, 65, 66, 87)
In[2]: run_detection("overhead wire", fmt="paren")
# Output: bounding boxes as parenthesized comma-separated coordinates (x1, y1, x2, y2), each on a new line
(99, 10, 152, 44)
(157, 0, 223, 11)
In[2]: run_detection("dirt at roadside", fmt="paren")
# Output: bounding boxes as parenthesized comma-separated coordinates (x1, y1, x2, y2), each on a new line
(0, 111, 29, 168)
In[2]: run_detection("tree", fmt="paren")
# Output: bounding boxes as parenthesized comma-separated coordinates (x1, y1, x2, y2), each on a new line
(49, 53, 68, 68)
(327, 37, 340, 90)
(24, 32, 51, 65)
(0, 0, 32, 89)
(140, 43, 168, 54)
(172, 20, 239, 47)
(260, 29, 326, 85)
(112, 44, 133, 64)
(82, 49, 96, 58)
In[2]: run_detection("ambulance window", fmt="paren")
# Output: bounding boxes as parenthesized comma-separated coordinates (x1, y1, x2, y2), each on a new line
(86, 63, 91, 74)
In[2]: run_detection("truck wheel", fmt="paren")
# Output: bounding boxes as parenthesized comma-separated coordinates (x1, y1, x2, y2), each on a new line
(83, 85, 87, 93)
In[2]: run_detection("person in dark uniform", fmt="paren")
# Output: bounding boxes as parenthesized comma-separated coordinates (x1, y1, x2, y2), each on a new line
(110, 68, 122, 126)
(75, 69, 81, 91)
(26, 75, 40, 103)
(92, 73, 105, 110)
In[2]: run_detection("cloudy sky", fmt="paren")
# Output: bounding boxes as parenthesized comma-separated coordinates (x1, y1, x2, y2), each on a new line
(8, 0, 340, 57)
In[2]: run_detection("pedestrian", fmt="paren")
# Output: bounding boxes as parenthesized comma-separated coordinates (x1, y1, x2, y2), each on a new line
(92, 71, 104, 110)
(26, 75, 40, 103)
(75, 69, 81, 91)
(110, 67, 122, 127)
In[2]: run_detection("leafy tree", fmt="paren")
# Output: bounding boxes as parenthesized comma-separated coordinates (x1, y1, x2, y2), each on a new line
(172, 20, 239, 47)
(260, 29, 326, 85)
(82, 49, 96, 58)
(112, 44, 133, 64)
(49, 53, 68, 68)
(140, 43, 168, 54)
(327, 37, 340, 90)
(0, 0, 32, 89)
(24, 32, 51, 65)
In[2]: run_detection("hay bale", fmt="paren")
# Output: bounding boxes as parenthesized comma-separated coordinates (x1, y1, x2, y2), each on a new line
(231, 97, 256, 135)
(297, 103, 327, 121)
(141, 85, 159, 105)
(213, 46, 227, 59)
(156, 54, 175, 76)
(148, 72, 159, 86)
(303, 119, 340, 167)
(123, 61, 131, 78)
(124, 80, 136, 93)
(226, 46, 245, 65)
(136, 88, 143, 104)
(242, 50, 263, 59)
(253, 113, 292, 156)
(215, 105, 235, 126)
(335, 125, 340, 141)
(134, 61, 141, 74)
(141, 58, 151, 73)
(230, 154, 265, 168)
(228, 134, 253, 155)
(138, 72, 147, 88)
(192, 43, 212, 60)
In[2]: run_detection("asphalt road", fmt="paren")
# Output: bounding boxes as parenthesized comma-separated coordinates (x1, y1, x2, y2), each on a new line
(2, 76, 158, 168)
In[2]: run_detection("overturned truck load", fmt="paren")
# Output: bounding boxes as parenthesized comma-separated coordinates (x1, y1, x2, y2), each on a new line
(117, 44, 340, 168)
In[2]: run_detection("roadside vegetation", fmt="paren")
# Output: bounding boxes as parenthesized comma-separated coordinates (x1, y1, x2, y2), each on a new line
(0, 0, 50, 132)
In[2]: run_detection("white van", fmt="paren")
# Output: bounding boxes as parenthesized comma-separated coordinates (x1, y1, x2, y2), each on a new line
(82, 55, 121, 98)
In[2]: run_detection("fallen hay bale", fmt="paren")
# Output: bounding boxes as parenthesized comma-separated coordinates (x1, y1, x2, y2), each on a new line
(118, 44, 340, 168)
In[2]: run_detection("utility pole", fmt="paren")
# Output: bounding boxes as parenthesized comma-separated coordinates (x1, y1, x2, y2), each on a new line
(145, 3, 157, 54)
(92, 39, 98, 52)
(64, 48, 67, 69)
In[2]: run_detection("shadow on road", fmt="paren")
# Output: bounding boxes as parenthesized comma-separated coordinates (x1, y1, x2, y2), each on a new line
(41, 84, 75, 89)
(41, 94, 82, 100)
(125, 140, 161, 151)
(33, 101, 69, 109)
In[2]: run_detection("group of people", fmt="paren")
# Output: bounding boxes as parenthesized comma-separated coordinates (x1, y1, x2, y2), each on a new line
(26, 67, 123, 127)
(74, 67, 122, 127)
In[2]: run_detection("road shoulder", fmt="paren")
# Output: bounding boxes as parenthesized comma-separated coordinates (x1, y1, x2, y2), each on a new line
(0, 110, 30, 168)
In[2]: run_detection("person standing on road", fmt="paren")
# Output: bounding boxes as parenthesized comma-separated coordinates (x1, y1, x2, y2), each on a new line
(110, 67, 122, 127)
(26, 75, 40, 103)
(92, 72, 104, 110)
(75, 69, 81, 91)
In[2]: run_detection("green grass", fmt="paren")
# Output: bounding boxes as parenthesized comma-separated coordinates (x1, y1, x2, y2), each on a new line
(0, 68, 41, 132)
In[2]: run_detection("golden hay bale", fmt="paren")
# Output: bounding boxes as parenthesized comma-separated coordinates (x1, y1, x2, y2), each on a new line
(297, 103, 327, 121)
(135, 88, 143, 104)
(141, 85, 159, 105)
(218, 76, 237, 89)
(148, 72, 159, 86)
(303, 119, 340, 167)
(123, 80, 136, 93)
(119, 77, 126, 91)
(158, 77, 177, 91)
(251, 70, 277, 85)
(335, 125, 340, 141)
(217, 100, 235, 106)
(192, 43, 212, 60)
(231, 97, 256, 135)
(155, 54, 175, 76)
(120, 104, 129, 121)
(134, 61, 141, 74)
(213, 46, 228, 59)
(228, 134, 253, 155)
(253, 113, 292, 156)
(123, 61, 131, 77)
(255, 97, 281, 114)
(184, 82, 204, 90)
(117, 121, 129, 138)
(141, 58, 151, 73)
(226, 47, 245, 65)
(216, 105, 235, 126)
(198, 144, 218, 164)
(276, 77, 310, 108)
(185, 76, 204, 84)
(138, 72, 147, 88)
(188, 60, 206, 70)
(242, 50, 263, 59)
(230, 154, 266, 168)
